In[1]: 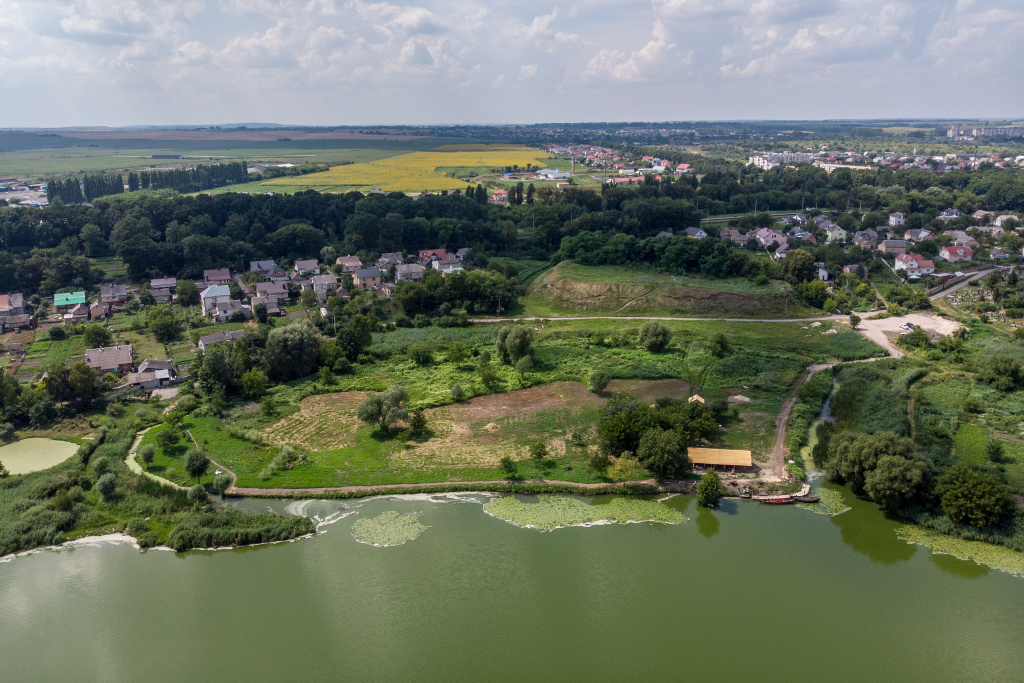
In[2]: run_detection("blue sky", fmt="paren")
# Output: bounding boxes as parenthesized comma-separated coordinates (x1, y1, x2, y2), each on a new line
(0, 0, 1021, 126)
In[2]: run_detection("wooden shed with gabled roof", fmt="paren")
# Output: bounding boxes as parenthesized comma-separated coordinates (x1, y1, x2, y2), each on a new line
(688, 447, 753, 468)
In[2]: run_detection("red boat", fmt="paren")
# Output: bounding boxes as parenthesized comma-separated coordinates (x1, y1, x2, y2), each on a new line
(761, 498, 795, 505)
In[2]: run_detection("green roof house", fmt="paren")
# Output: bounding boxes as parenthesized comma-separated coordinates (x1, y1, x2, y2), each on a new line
(54, 291, 87, 309)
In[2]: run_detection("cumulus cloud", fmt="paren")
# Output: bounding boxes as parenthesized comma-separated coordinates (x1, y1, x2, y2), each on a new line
(0, 0, 1019, 125)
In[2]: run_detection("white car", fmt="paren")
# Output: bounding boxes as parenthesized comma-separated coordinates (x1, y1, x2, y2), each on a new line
(899, 323, 910, 330)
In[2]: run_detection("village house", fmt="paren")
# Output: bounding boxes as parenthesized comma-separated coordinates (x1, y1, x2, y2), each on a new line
(989, 247, 1009, 260)
(0, 293, 25, 317)
(127, 360, 176, 390)
(100, 284, 129, 306)
(994, 214, 1020, 227)
(89, 301, 109, 320)
(251, 295, 283, 317)
(879, 240, 908, 255)
(84, 345, 134, 374)
(753, 227, 784, 246)
(773, 242, 791, 260)
(335, 255, 362, 272)
(199, 284, 233, 316)
(972, 210, 996, 225)
(937, 208, 965, 223)
(655, 230, 673, 238)
(396, 263, 426, 282)
(490, 188, 509, 205)
(203, 268, 232, 285)
(63, 303, 89, 324)
(197, 330, 246, 353)
(150, 277, 177, 291)
(683, 227, 708, 239)
(249, 260, 288, 282)
(853, 229, 877, 250)
(975, 225, 1005, 239)
(139, 358, 174, 374)
(293, 259, 320, 276)
(210, 300, 249, 323)
(54, 290, 86, 311)
(310, 274, 339, 292)
(945, 230, 980, 248)
(254, 281, 288, 299)
(939, 245, 974, 263)
(894, 253, 936, 277)
(456, 247, 472, 262)
(903, 228, 933, 243)
(815, 263, 835, 282)
(825, 225, 848, 244)
(416, 249, 450, 266)
(843, 264, 869, 278)
(150, 288, 173, 304)
(433, 258, 464, 275)
(888, 212, 906, 227)
(376, 252, 403, 269)
(353, 267, 381, 289)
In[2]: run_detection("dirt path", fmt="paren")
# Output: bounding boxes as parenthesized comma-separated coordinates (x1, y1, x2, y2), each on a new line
(228, 478, 661, 497)
(767, 363, 835, 478)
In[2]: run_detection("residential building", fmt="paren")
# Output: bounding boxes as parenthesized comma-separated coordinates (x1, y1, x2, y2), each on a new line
(989, 247, 1009, 260)
(210, 300, 248, 323)
(879, 240, 908, 255)
(417, 249, 449, 265)
(843, 264, 869, 278)
(396, 263, 426, 282)
(99, 284, 129, 305)
(0, 293, 24, 317)
(335, 255, 362, 272)
(200, 285, 232, 315)
(773, 242, 790, 260)
(353, 267, 381, 289)
(251, 295, 283, 317)
(490, 188, 509, 204)
(294, 259, 320, 275)
(888, 212, 906, 227)
(976, 225, 1005, 239)
(250, 260, 288, 282)
(937, 208, 965, 223)
(84, 345, 134, 374)
(254, 282, 288, 299)
(127, 368, 175, 390)
(310, 274, 339, 292)
(197, 330, 246, 353)
(203, 268, 232, 285)
(994, 214, 1020, 227)
(376, 252, 404, 269)
(753, 227, 784, 246)
(945, 230, 980, 248)
(825, 226, 848, 244)
(973, 210, 996, 225)
(64, 303, 89, 324)
(894, 253, 936, 277)
(433, 258, 464, 275)
(138, 358, 174, 373)
(89, 302, 109, 320)
(456, 248, 472, 262)
(939, 246, 974, 263)
(904, 228, 933, 242)
(816, 264, 835, 282)
(151, 288, 173, 304)
(655, 230, 673, 238)
(150, 277, 177, 290)
(683, 227, 708, 239)
(54, 291, 86, 311)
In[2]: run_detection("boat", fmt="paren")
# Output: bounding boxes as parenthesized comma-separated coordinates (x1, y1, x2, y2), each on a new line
(793, 495, 820, 503)
(740, 491, 752, 499)
(761, 498, 795, 505)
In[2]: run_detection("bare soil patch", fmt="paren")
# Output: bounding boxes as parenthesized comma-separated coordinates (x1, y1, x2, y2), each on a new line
(856, 313, 961, 359)
(605, 379, 689, 401)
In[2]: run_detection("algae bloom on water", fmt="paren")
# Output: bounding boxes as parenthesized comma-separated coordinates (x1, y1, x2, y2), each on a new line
(351, 511, 428, 547)
(483, 495, 686, 532)
(796, 488, 851, 517)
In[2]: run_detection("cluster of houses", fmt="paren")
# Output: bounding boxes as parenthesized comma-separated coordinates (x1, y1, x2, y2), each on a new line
(748, 149, 1024, 174)
(79, 344, 177, 390)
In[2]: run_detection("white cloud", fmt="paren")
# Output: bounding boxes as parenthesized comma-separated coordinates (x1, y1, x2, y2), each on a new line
(582, 19, 674, 82)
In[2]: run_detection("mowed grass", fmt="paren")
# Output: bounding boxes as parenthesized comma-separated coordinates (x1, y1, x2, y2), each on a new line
(264, 145, 552, 192)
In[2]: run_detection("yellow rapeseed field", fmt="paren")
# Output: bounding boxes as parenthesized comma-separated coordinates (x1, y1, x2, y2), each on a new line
(266, 145, 551, 193)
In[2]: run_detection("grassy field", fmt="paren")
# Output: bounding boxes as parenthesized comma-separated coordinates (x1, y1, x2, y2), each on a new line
(262, 145, 553, 193)
(954, 424, 989, 465)
(518, 261, 815, 319)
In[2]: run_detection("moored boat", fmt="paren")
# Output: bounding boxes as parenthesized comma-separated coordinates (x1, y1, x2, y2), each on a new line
(793, 495, 820, 503)
(761, 498, 794, 505)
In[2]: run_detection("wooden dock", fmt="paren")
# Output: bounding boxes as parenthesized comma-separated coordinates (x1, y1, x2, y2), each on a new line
(751, 484, 811, 502)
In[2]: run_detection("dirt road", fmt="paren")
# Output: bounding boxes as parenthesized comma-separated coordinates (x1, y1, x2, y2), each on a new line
(854, 313, 961, 359)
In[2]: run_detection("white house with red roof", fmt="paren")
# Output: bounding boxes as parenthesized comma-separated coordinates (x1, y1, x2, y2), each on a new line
(939, 245, 973, 263)
(894, 253, 935, 277)
(676, 163, 692, 173)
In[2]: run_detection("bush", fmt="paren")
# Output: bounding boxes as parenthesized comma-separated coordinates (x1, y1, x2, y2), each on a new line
(638, 322, 671, 353)
(407, 343, 433, 365)
(95, 473, 117, 502)
(451, 383, 465, 401)
(515, 356, 533, 375)
(139, 445, 155, 468)
(187, 484, 208, 505)
(588, 369, 611, 394)
(607, 453, 647, 482)
(499, 455, 518, 479)
(696, 468, 725, 507)
(529, 442, 548, 460)
(213, 473, 233, 495)
(184, 449, 210, 483)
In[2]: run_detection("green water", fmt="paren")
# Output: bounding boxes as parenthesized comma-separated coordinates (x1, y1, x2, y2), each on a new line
(2, 488, 1023, 682)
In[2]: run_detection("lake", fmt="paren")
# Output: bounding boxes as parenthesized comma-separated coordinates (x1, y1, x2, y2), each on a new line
(1, 486, 1022, 682)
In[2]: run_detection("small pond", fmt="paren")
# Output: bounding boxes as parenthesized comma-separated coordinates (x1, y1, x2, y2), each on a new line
(0, 438, 79, 475)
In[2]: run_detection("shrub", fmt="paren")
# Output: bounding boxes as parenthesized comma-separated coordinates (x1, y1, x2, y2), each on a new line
(184, 449, 210, 483)
(95, 473, 117, 502)
(213, 473, 233, 495)
(588, 369, 611, 394)
(409, 410, 427, 436)
(499, 455, 518, 479)
(638, 322, 671, 353)
(451, 383, 465, 401)
(607, 453, 647, 482)
(515, 356, 533, 375)
(696, 468, 726, 507)
(529, 442, 548, 460)
(589, 451, 610, 473)
(407, 343, 433, 365)
(937, 462, 1013, 527)
(139, 445, 155, 468)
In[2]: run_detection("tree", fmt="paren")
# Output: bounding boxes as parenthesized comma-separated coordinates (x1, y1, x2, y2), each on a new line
(981, 355, 1021, 392)
(0, 460, 8, 478)
(636, 427, 691, 479)
(409, 410, 427, 436)
(187, 484, 207, 505)
(96, 472, 117, 502)
(696, 468, 726, 507)
(849, 313, 861, 329)
(495, 325, 533, 364)
(529, 441, 548, 460)
(147, 305, 181, 343)
(156, 425, 181, 453)
(83, 324, 113, 348)
(515, 356, 533, 376)
(589, 369, 611, 394)
(240, 368, 269, 399)
(407, 344, 433, 365)
(176, 279, 200, 307)
(782, 248, 815, 282)
(707, 333, 730, 357)
(937, 463, 1013, 527)
(68, 361, 96, 399)
(986, 438, 1005, 463)
(264, 322, 321, 382)
(356, 386, 409, 435)
(139, 445, 155, 469)
(184, 449, 210, 483)
(499, 455, 518, 479)
(213, 473, 233, 496)
(863, 455, 930, 512)
(824, 431, 915, 493)
(198, 344, 232, 394)
(638, 322, 671, 353)
(254, 302, 268, 324)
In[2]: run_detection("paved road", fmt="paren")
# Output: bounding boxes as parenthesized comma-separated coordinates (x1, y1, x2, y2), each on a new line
(929, 269, 995, 301)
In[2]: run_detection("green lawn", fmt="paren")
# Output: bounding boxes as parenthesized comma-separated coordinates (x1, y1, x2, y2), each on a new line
(114, 330, 168, 360)
(954, 424, 988, 465)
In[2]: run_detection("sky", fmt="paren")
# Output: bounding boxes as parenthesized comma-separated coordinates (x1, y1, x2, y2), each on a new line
(0, 0, 1022, 127)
